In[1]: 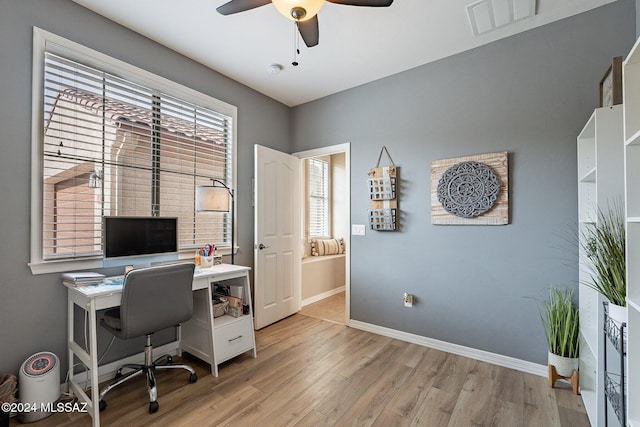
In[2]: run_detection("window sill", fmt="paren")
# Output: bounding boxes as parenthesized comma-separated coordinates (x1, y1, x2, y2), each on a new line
(28, 247, 238, 275)
(29, 258, 104, 275)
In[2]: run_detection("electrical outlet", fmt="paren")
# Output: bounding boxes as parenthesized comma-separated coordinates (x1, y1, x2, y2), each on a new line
(403, 292, 413, 307)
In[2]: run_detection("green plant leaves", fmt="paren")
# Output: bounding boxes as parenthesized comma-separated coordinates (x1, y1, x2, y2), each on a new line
(580, 204, 626, 306)
(542, 287, 579, 358)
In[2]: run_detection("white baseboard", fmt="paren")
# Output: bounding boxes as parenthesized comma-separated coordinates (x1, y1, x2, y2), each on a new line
(301, 286, 345, 307)
(348, 320, 547, 377)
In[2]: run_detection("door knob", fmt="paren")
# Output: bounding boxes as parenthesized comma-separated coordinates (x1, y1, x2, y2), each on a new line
(258, 243, 269, 250)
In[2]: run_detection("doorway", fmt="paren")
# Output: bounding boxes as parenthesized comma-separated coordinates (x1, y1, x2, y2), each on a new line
(293, 143, 350, 325)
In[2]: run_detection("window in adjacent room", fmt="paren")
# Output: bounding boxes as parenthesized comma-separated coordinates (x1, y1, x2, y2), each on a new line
(30, 28, 237, 273)
(307, 157, 330, 239)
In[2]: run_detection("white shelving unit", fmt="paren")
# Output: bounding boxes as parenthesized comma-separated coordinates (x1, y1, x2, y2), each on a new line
(577, 104, 624, 426)
(623, 36, 640, 427)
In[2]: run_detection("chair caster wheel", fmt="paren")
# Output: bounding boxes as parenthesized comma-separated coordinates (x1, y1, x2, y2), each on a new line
(166, 355, 173, 364)
(189, 373, 198, 384)
(149, 401, 159, 413)
(114, 371, 123, 380)
(99, 400, 107, 412)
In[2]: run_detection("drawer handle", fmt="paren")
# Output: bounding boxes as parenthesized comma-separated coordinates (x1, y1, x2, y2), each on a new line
(228, 335, 243, 342)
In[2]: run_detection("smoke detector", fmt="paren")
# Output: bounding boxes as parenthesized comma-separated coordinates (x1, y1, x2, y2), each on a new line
(267, 63, 283, 75)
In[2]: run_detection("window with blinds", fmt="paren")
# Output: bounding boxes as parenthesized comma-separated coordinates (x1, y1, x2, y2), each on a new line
(307, 157, 330, 238)
(40, 51, 233, 261)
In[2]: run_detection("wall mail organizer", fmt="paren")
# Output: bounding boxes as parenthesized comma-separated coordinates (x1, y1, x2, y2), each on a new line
(431, 151, 508, 225)
(369, 208, 397, 231)
(368, 175, 396, 200)
(368, 146, 398, 231)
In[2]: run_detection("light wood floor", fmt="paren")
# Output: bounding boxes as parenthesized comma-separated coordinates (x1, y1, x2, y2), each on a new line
(299, 291, 345, 325)
(15, 314, 590, 427)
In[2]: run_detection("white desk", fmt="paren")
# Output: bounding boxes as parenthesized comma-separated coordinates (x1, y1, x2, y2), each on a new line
(65, 263, 257, 427)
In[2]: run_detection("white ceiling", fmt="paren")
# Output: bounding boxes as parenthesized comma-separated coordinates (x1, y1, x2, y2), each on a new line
(72, 0, 617, 107)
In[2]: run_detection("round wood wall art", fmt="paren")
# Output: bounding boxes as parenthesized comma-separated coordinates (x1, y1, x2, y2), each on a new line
(436, 161, 499, 218)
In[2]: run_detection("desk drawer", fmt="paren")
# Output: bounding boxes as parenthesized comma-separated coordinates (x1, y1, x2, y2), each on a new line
(214, 317, 253, 363)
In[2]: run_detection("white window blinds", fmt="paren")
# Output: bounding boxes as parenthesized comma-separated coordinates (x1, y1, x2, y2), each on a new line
(307, 157, 329, 238)
(42, 52, 233, 260)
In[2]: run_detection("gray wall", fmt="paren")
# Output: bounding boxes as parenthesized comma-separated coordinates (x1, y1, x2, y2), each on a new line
(0, 0, 290, 376)
(291, 0, 636, 365)
(0, 0, 636, 378)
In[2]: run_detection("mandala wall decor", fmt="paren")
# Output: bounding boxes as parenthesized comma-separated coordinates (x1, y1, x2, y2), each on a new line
(437, 161, 499, 218)
(431, 151, 508, 225)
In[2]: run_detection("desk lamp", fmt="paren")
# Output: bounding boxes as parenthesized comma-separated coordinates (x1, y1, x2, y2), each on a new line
(196, 179, 234, 264)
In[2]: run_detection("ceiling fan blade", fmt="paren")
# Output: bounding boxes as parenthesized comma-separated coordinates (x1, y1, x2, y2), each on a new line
(297, 15, 319, 48)
(216, 0, 271, 15)
(326, 0, 393, 6)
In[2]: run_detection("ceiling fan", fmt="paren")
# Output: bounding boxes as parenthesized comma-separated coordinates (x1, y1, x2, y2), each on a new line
(216, 0, 394, 48)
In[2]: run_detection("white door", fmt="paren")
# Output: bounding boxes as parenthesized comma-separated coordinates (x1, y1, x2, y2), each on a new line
(254, 145, 301, 329)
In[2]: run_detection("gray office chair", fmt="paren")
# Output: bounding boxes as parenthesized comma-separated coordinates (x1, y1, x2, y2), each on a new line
(98, 263, 198, 414)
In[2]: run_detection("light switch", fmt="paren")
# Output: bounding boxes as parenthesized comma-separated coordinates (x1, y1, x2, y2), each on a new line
(352, 224, 366, 236)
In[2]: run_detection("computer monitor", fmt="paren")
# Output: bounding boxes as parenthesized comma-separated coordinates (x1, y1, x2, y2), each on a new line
(104, 216, 178, 258)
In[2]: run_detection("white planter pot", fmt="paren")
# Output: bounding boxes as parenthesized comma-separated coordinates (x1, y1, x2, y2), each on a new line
(548, 351, 579, 377)
(608, 302, 627, 325)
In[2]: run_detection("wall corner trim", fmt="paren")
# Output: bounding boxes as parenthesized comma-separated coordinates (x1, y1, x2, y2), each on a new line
(347, 320, 547, 377)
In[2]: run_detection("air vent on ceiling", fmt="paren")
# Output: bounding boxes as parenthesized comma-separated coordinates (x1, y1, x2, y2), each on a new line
(466, 0, 536, 36)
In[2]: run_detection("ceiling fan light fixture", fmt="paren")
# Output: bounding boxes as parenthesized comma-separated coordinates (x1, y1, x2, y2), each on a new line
(272, 0, 324, 21)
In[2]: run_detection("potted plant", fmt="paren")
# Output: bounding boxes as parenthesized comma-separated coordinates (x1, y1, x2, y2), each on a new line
(581, 204, 626, 322)
(542, 287, 579, 391)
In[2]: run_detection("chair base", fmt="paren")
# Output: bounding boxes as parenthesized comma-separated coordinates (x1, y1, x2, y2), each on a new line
(98, 335, 197, 413)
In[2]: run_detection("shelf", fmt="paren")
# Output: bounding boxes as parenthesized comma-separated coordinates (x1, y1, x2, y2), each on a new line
(625, 66, 640, 138)
(578, 182, 596, 223)
(625, 129, 640, 146)
(579, 167, 596, 183)
(578, 104, 625, 425)
(622, 37, 640, 427)
(580, 331, 597, 361)
(577, 112, 595, 179)
(578, 110, 596, 138)
(579, 285, 599, 353)
(628, 298, 640, 312)
(579, 334, 599, 426)
(214, 313, 249, 328)
(627, 224, 640, 300)
(624, 36, 640, 66)
(626, 146, 640, 217)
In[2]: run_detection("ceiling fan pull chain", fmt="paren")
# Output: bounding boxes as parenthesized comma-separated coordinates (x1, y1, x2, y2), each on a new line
(292, 22, 300, 67)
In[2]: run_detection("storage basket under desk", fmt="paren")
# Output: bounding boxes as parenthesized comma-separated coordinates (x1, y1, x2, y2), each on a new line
(212, 295, 228, 318)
